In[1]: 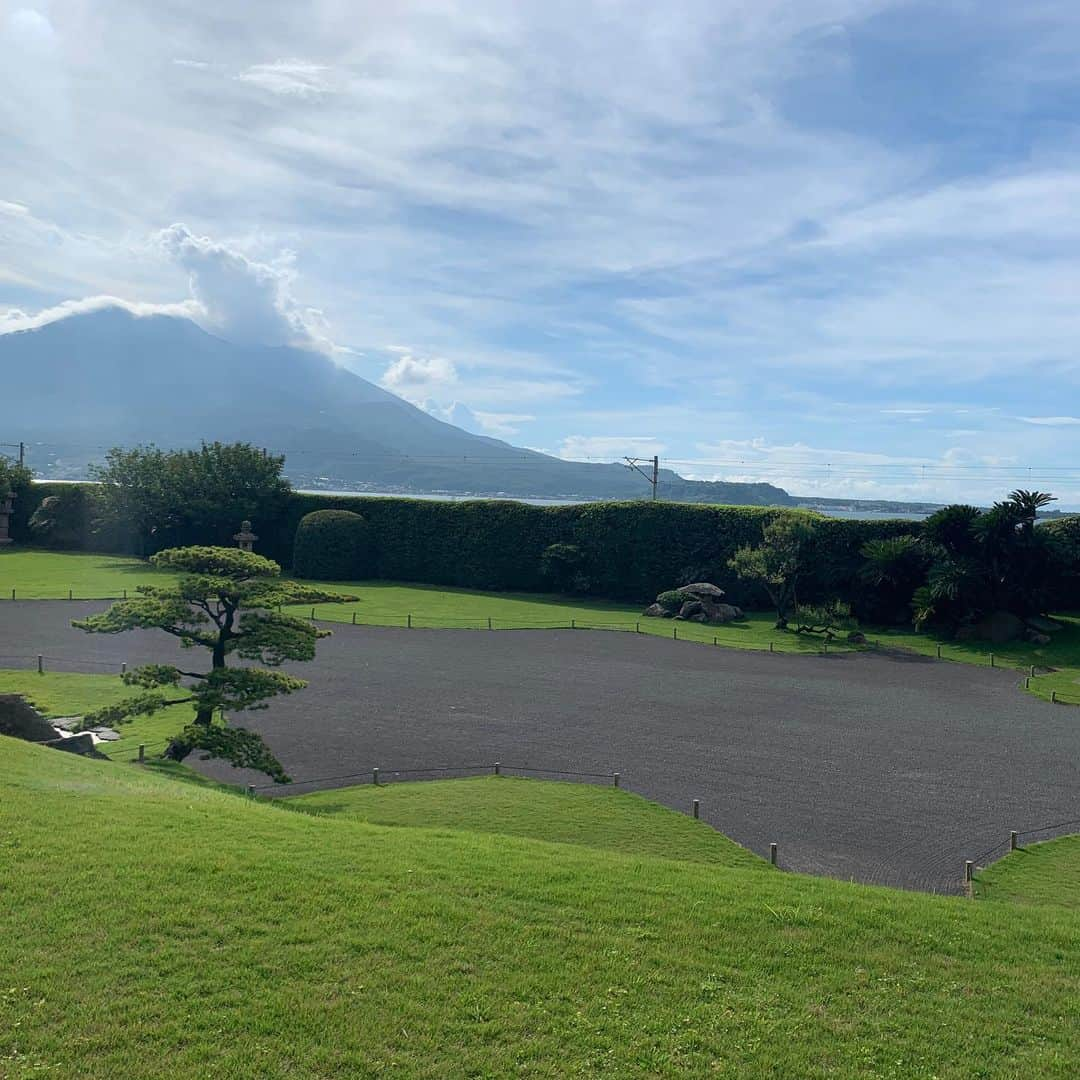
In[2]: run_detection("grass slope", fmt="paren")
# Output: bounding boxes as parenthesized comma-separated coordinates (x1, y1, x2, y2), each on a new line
(3, 547, 1079, 698)
(975, 836, 1080, 908)
(3, 736, 1080, 1078)
(288, 775, 760, 868)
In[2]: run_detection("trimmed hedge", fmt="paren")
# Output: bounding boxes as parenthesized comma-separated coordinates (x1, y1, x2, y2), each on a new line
(266, 494, 920, 607)
(293, 509, 372, 581)
(11, 483, 926, 608)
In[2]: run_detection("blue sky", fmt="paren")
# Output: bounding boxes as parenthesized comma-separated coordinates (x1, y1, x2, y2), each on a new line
(2, 0, 1080, 505)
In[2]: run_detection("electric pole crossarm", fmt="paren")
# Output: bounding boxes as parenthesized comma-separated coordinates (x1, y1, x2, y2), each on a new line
(624, 455, 659, 501)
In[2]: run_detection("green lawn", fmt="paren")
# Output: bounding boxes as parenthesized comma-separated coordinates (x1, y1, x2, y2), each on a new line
(0, 547, 179, 599)
(3, 547, 1079, 698)
(974, 836, 1080, 908)
(3, 735, 1080, 1078)
(0, 669, 193, 761)
(288, 775, 761, 868)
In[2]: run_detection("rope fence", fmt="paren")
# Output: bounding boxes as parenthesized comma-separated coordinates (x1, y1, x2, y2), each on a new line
(964, 815, 1080, 892)
(0, 654, 128, 675)
(250, 761, 620, 793)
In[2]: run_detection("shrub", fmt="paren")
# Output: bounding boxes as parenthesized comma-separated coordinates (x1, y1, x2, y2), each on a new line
(29, 486, 100, 549)
(293, 510, 371, 581)
(655, 589, 687, 612)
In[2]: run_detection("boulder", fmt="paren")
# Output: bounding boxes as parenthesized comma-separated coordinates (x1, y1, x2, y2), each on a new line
(43, 732, 105, 758)
(680, 582, 726, 600)
(644, 583, 741, 624)
(974, 611, 1025, 643)
(711, 603, 743, 623)
(0, 695, 59, 742)
(847, 631, 867, 645)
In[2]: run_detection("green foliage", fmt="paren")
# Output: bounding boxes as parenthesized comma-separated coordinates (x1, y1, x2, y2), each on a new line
(1043, 515, 1080, 608)
(792, 601, 857, 639)
(862, 493, 1073, 631)
(73, 545, 353, 779)
(856, 534, 927, 622)
(538, 542, 589, 593)
(655, 589, 686, 612)
(91, 441, 291, 555)
(728, 514, 819, 626)
(166, 723, 291, 783)
(292, 509, 371, 581)
(26, 485, 98, 549)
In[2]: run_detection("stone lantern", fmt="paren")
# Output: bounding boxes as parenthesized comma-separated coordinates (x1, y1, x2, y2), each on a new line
(233, 519, 258, 552)
(0, 489, 13, 545)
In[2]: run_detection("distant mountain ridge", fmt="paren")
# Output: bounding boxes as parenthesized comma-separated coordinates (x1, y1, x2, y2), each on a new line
(1, 307, 793, 504)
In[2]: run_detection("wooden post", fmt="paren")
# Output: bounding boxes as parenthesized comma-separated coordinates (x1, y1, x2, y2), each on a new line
(713, 636, 717, 646)
(1030, 665, 1036, 678)
(1010, 830, 1018, 851)
(248, 784, 256, 798)
(769, 641, 774, 653)
(770, 843, 778, 867)
(373, 767, 380, 786)
(488, 616, 493, 630)
(494, 762, 501, 776)
(613, 772, 620, 788)
(673, 626, 678, 640)
(407, 613, 412, 629)
(636, 621, 640, 633)
(121, 662, 126, 675)
(936, 644, 942, 659)
(570, 618, 575, 629)
(692, 799, 699, 819)
(10, 588, 14, 600)
(1025, 677, 1030, 689)
(1051, 690, 1058, 703)
(68, 588, 73, 601)
(352, 611, 356, 625)
(990, 653, 995, 668)
(138, 744, 145, 763)
(123, 589, 127, 599)
(37, 654, 43, 674)
(965, 859, 973, 883)
(823, 640, 828, 654)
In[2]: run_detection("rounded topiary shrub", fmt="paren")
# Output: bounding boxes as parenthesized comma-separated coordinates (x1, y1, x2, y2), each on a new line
(292, 509, 371, 581)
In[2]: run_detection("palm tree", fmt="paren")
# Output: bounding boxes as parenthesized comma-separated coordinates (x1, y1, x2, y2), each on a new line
(1008, 490, 1056, 538)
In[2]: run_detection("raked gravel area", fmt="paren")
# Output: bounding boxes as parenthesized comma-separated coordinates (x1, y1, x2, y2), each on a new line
(3, 599, 1078, 893)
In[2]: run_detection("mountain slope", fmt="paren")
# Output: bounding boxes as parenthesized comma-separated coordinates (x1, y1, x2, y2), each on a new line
(1, 306, 792, 503)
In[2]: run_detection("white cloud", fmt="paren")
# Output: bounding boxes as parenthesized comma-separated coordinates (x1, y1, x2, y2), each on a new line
(0, 295, 198, 335)
(558, 436, 666, 462)
(236, 60, 332, 98)
(1019, 416, 1080, 426)
(380, 354, 458, 398)
(423, 401, 534, 438)
(154, 223, 326, 349)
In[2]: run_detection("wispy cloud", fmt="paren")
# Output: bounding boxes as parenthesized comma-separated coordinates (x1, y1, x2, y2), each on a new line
(235, 60, 333, 98)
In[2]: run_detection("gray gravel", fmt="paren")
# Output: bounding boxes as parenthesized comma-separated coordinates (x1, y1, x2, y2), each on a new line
(3, 600, 1078, 893)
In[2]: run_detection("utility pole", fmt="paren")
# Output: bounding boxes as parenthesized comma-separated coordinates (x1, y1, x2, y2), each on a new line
(18, 442, 24, 467)
(624, 455, 659, 501)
